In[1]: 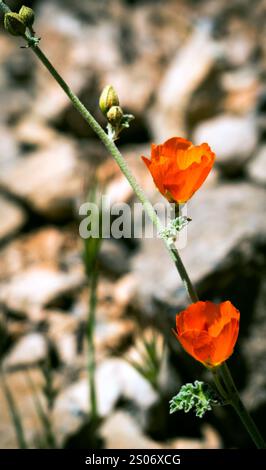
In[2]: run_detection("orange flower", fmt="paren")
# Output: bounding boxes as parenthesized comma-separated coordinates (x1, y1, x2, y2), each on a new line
(174, 301, 240, 367)
(142, 137, 215, 204)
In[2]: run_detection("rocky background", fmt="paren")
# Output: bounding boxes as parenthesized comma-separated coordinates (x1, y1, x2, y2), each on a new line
(0, 0, 266, 449)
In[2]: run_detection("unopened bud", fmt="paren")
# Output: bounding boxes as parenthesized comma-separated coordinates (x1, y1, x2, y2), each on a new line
(99, 85, 119, 115)
(19, 5, 35, 27)
(106, 106, 123, 126)
(4, 12, 26, 36)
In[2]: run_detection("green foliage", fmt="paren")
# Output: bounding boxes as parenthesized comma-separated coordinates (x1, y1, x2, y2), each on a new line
(26, 369, 57, 448)
(169, 380, 220, 418)
(126, 330, 165, 392)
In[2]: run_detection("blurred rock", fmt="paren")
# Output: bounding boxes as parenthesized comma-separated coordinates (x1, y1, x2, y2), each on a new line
(47, 311, 79, 366)
(95, 319, 135, 355)
(53, 357, 157, 444)
(101, 411, 162, 449)
(193, 114, 258, 175)
(170, 424, 221, 449)
(0, 125, 18, 168)
(148, 23, 218, 140)
(242, 280, 266, 411)
(76, 274, 136, 324)
(15, 118, 57, 149)
(0, 227, 66, 281)
(101, 411, 221, 449)
(0, 140, 87, 219)
(112, 274, 137, 314)
(131, 182, 266, 318)
(247, 146, 266, 186)
(221, 68, 261, 115)
(99, 240, 130, 276)
(221, 30, 256, 67)
(0, 196, 26, 242)
(3, 333, 47, 369)
(0, 266, 84, 314)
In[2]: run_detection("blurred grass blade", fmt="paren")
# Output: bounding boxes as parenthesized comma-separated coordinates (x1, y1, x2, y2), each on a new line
(1, 373, 28, 449)
(25, 370, 57, 449)
(84, 181, 103, 424)
(84, 183, 103, 276)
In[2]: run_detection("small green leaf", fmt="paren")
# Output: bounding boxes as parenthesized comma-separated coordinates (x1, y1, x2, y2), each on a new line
(169, 380, 221, 418)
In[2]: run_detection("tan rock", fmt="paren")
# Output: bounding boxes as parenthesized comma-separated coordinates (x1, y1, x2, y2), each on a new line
(148, 25, 218, 140)
(0, 196, 26, 242)
(0, 227, 66, 281)
(0, 265, 84, 313)
(101, 411, 162, 449)
(15, 118, 57, 148)
(0, 140, 86, 219)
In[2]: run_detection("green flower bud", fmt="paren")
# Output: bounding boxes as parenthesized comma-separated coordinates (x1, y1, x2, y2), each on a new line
(4, 12, 26, 36)
(19, 5, 35, 27)
(106, 106, 123, 126)
(99, 85, 119, 115)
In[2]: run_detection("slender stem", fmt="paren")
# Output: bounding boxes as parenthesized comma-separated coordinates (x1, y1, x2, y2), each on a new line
(211, 368, 228, 401)
(0, 0, 198, 302)
(87, 269, 98, 422)
(219, 363, 265, 449)
(26, 40, 199, 303)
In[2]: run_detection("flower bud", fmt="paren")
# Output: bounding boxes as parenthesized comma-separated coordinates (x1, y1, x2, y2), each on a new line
(99, 85, 119, 115)
(4, 12, 26, 36)
(106, 106, 123, 126)
(19, 5, 35, 27)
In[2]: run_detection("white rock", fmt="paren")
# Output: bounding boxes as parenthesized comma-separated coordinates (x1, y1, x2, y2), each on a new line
(148, 24, 218, 140)
(53, 358, 157, 443)
(193, 114, 258, 173)
(0, 266, 84, 313)
(101, 411, 162, 449)
(247, 146, 266, 185)
(3, 333, 47, 368)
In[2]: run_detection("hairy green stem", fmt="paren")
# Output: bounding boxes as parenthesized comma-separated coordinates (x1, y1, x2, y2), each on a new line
(218, 363, 265, 448)
(28, 42, 198, 303)
(211, 367, 228, 401)
(0, 1, 198, 303)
